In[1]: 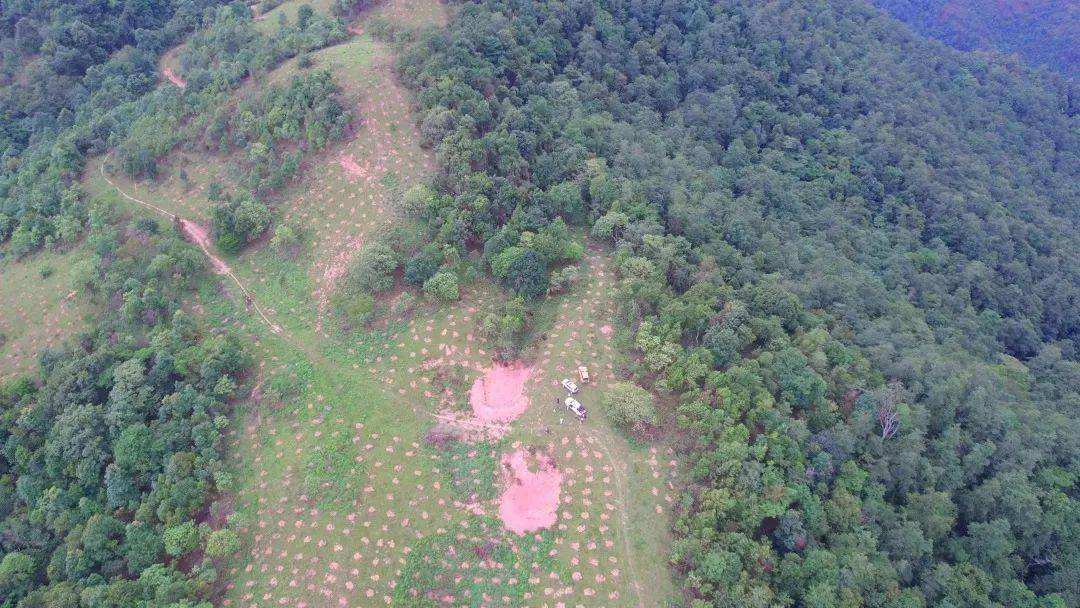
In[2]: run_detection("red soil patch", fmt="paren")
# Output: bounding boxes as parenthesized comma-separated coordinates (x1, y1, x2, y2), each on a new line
(469, 363, 532, 422)
(179, 220, 229, 274)
(599, 324, 613, 337)
(162, 66, 186, 88)
(339, 153, 367, 180)
(498, 448, 562, 535)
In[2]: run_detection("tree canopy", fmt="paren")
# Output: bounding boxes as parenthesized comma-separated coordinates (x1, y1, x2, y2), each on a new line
(0, 201, 250, 606)
(400, 0, 1080, 604)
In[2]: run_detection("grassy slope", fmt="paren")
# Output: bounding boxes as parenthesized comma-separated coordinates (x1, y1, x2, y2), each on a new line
(253, 0, 337, 35)
(81, 0, 680, 605)
(0, 247, 92, 383)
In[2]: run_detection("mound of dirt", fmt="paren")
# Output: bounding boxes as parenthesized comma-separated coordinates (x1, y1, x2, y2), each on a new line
(498, 448, 562, 535)
(469, 363, 531, 422)
(339, 153, 366, 180)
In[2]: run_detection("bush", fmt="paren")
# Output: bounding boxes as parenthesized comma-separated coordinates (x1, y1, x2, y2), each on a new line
(204, 529, 241, 558)
(338, 293, 375, 328)
(390, 291, 417, 317)
(548, 265, 580, 294)
(423, 271, 459, 302)
(0, 552, 35, 603)
(264, 373, 302, 405)
(163, 522, 198, 557)
(601, 382, 658, 436)
(401, 184, 436, 217)
(346, 243, 398, 294)
(505, 249, 548, 299)
(270, 224, 301, 257)
(215, 232, 242, 255)
(211, 191, 271, 252)
(231, 198, 272, 242)
(590, 211, 629, 242)
(404, 252, 439, 286)
(478, 296, 529, 358)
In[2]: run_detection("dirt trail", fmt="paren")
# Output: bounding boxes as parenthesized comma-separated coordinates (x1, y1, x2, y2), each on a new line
(98, 162, 282, 334)
(162, 66, 186, 88)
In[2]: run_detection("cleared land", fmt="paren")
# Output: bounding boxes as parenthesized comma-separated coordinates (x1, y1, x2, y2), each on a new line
(83, 1, 680, 606)
(209, 247, 679, 607)
(86, 30, 433, 332)
(253, 0, 337, 34)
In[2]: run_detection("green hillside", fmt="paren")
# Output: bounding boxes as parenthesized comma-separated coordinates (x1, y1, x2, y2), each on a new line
(0, 0, 1077, 607)
(398, 0, 1079, 604)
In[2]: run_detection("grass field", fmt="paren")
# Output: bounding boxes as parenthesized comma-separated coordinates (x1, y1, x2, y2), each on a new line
(80, 0, 682, 606)
(253, 0, 337, 34)
(197, 248, 680, 607)
(0, 247, 92, 383)
(367, 0, 449, 29)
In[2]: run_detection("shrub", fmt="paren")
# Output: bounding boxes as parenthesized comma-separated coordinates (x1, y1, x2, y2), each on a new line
(478, 296, 529, 359)
(211, 191, 271, 252)
(264, 373, 302, 405)
(338, 293, 375, 328)
(215, 232, 242, 255)
(347, 243, 398, 294)
(404, 252, 439, 286)
(390, 291, 417, 317)
(505, 249, 548, 299)
(590, 211, 629, 242)
(401, 184, 436, 217)
(423, 271, 459, 302)
(601, 382, 658, 436)
(163, 522, 198, 557)
(0, 552, 35, 603)
(205, 529, 241, 558)
(548, 265, 580, 294)
(270, 224, 301, 257)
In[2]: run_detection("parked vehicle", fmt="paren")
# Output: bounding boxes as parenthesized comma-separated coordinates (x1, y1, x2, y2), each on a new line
(565, 397, 587, 421)
(578, 366, 590, 383)
(561, 378, 580, 394)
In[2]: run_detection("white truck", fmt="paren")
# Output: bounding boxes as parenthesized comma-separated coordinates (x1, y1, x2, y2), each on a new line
(565, 397, 587, 421)
(561, 378, 580, 394)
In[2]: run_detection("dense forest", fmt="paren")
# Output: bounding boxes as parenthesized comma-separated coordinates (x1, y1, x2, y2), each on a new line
(0, 200, 251, 606)
(870, 0, 1079, 79)
(1, 0, 1078, 606)
(0, 0, 226, 256)
(398, 0, 1079, 605)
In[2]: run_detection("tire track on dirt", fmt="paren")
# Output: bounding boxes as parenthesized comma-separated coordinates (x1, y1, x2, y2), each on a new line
(585, 430, 647, 608)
